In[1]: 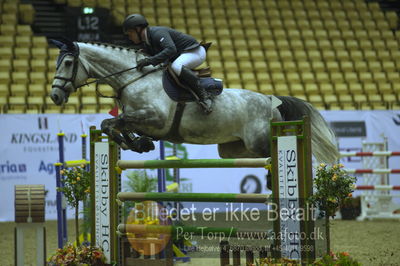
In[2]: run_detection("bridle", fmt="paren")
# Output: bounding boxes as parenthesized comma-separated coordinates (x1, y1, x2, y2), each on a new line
(52, 46, 82, 96)
(52, 42, 160, 100)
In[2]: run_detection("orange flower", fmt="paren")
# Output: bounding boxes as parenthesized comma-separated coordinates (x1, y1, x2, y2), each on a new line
(341, 251, 350, 256)
(348, 193, 352, 197)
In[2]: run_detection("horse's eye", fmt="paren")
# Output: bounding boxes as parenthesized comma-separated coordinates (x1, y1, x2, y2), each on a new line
(65, 60, 72, 66)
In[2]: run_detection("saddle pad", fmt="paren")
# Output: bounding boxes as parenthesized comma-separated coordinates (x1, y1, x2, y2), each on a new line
(162, 70, 223, 102)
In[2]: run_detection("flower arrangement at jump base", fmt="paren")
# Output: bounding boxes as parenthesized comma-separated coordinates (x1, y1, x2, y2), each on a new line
(47, 243, 106, 265)
(48, 164, 110, 265)
(314, 251, 361, 266)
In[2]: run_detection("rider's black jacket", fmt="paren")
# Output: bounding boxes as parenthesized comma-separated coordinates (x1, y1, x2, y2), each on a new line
(143, 26, 200, 65)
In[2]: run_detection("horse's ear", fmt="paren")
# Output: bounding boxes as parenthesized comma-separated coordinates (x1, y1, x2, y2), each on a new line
(59, 37, 76, 51)
(49, 39, 64, 49)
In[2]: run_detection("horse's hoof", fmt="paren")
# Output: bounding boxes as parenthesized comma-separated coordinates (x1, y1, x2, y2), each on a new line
(137, 136, 155, 152)
(120, 143, 130, 150)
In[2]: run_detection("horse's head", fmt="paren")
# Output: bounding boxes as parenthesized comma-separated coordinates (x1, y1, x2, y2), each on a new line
(50, 39, 88, 105)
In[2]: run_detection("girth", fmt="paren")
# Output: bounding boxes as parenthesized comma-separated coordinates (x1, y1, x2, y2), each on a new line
(162, 102, 186, 143)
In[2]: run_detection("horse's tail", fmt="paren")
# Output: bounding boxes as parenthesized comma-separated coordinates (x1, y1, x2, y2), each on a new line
(275, 96, 339, 164)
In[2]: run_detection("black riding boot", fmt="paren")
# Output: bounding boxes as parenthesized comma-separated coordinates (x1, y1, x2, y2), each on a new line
(180, 66, 213, 114)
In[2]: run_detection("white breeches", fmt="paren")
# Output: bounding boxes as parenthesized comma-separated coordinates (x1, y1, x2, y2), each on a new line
(171, 46, 206, 76)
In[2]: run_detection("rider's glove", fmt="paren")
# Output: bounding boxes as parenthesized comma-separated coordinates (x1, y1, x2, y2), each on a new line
(136, 58, 152, 71)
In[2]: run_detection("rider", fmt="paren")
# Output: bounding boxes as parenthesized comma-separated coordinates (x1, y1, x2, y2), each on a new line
(122, 14, 213, 114)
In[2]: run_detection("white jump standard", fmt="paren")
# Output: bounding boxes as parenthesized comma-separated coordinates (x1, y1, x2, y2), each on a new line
(340, 138, 400, 220)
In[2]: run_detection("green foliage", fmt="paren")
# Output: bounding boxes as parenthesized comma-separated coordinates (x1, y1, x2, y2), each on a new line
(57, 165, 91, 208)
(123, 170, 157, 217)
(124, 170, 157, 193)
(47, 243, 106, 265)
(308, 164, 357, 218)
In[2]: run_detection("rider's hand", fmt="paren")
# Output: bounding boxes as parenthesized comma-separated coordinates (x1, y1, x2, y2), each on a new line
(136, 58, 152, 71)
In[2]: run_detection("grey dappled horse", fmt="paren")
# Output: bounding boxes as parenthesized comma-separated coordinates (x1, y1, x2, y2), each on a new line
(50, 40, 339, 163)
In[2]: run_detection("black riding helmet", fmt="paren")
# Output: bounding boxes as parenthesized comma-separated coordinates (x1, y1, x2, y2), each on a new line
(123, 14, 149, 33)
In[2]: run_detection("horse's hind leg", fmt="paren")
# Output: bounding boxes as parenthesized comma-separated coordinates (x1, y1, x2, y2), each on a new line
(218, 140, 272, 191)
(218, 140, 260, 158)
(241, 121, 272, 158)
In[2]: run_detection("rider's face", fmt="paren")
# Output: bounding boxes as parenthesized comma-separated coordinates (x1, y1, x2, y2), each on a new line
(127, 29, 141, 44)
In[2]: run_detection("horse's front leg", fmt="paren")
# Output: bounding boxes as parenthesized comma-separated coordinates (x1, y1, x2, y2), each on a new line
(118, 108, 167, 151)
(101, 108, 165, 153)
(100, 117, 135, 151)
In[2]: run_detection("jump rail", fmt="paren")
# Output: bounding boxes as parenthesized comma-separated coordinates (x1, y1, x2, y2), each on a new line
(117, 192, 270, 203)
(344, 168, 400, 174)
(117, 224, 271, 239)
(117, 158, 271, 169)
(340, 151, 400, 157)
(63, 159, 90, 167)
(356, 185, 400, 190)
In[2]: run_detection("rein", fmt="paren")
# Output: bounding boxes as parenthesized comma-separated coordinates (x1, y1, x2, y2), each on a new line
(95, 67, 162, 99)
(79, 65, 138, 89)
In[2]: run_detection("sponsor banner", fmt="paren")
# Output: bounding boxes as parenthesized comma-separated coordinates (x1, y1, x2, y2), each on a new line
(330, 121, 367, 137)
(94, 142, 111, 262)
(0, 114, 108, 222)
(277, 136, 301, 260)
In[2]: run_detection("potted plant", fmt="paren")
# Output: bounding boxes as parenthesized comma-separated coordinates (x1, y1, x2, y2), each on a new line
(308, 163, 357, 254)
(58, 164, 91, 246)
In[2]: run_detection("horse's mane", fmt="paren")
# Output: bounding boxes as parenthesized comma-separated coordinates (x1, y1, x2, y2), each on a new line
(79, 41, 144, 55)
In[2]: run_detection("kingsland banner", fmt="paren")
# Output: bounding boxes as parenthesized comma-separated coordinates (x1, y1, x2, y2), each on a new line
(0, 110, 399, 221)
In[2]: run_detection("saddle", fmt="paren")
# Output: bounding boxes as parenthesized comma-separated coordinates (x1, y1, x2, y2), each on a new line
(162, 66, 223, 102)
(159, 43, 223, 142)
